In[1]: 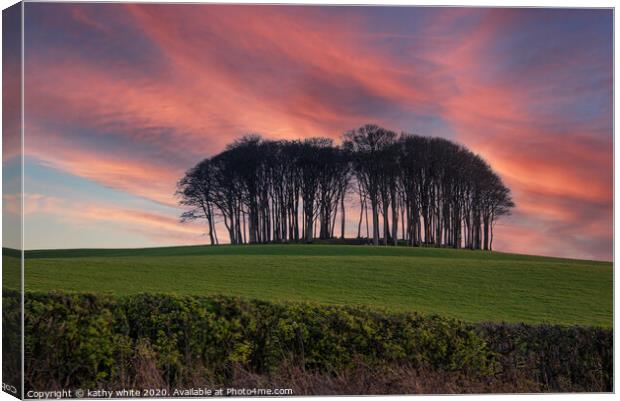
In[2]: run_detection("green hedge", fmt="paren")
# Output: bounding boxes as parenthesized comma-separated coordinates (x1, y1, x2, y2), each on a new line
(475, 322, 613, 392)
(2, 291, 21, 395)
(8, 291, 612, 392)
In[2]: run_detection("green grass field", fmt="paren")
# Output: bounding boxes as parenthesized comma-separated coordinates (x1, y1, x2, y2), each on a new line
(4, 244, 613, 327)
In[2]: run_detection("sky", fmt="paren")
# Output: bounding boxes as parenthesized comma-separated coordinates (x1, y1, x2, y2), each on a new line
(7, 4, 612, 260)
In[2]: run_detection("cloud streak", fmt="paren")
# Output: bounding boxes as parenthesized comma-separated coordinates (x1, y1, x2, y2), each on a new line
(22, 4, 612, 260)
(22, 193, 207, 246)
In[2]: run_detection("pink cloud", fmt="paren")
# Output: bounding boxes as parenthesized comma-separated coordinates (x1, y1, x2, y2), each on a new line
(23, 193, 208, 245)
(21, 5, 612, 259)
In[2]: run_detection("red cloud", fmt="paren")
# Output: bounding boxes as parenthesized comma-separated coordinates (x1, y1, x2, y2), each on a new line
(22, 5, 612, 259)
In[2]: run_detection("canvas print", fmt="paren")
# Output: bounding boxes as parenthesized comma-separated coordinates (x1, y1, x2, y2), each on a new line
(2, 2, 613, 398)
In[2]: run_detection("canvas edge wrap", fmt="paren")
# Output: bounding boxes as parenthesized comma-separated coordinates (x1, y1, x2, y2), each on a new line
(2, 1, 24, 399)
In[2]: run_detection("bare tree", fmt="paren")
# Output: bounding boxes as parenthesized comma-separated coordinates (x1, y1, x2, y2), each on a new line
(176, 159, 218, 245)
(343, 125, 397, 246)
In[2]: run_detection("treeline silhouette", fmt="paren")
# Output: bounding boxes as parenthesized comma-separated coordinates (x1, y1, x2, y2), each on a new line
(177, 124, 514, 250)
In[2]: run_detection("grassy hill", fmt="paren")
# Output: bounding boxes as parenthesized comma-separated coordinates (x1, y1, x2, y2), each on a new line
(4, 244, 612, 327)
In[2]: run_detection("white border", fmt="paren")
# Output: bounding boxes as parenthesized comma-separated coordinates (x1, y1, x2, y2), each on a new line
(0, 2, 615, 401)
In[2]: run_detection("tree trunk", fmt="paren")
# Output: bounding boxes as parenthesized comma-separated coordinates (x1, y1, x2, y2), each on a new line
(489, 216, 495, 251)
(391, 186, 398, 246)
(340, 191, 346, 239)
(382, 203, 390, 246)
(483, 216, 490, 251)
(371, 199, 380, 246)
(203, 203, 215, 245)
(357, 198, 363, 238)
(305, 208, 313, 242)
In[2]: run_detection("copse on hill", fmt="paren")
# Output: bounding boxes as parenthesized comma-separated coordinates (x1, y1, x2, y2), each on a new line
(177, 124, 514, 249)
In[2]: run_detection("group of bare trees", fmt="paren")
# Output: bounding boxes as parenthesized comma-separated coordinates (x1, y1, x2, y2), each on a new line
(177, 125, 514, 250)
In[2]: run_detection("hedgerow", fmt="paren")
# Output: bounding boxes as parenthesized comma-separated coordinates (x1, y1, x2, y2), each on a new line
(6, 291, 612, 393)
(475, 322, 612, 392)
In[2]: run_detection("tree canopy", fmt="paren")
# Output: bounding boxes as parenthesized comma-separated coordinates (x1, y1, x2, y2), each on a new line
(177, 124, 514, 250)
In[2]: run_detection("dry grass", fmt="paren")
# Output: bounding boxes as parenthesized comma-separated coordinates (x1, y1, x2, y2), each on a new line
(112, 355, 585, 395)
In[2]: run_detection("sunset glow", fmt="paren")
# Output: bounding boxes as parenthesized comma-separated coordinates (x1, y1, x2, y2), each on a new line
(21, 4, 612, 260)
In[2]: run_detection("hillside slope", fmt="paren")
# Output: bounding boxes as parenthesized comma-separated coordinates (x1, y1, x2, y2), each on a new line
(5, 244, 612, 326)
